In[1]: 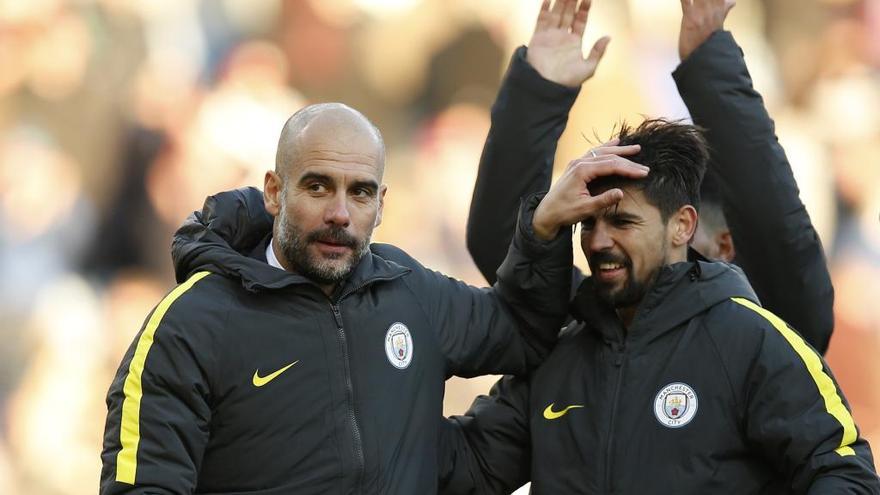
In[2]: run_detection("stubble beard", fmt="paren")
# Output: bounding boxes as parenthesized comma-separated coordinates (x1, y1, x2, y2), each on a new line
(591, 243, 667, 310)
(275, 206, 371, 286)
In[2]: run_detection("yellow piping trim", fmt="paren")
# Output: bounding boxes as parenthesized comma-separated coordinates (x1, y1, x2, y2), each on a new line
(731, 297, 858, 458)
(115, 271, 211, 484)
(836, 446, 855, 457)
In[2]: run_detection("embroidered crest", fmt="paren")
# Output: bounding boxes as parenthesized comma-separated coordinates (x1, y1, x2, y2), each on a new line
(654, 382, 698, 428)
(384, 322, 413, 369)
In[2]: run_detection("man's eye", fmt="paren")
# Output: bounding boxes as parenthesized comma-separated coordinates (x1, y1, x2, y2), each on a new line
(308, 183, 327, 193)
(581, 220, 595, 231)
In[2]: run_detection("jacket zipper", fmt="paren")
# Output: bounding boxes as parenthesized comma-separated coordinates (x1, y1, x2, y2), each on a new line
(330, 302, 365, 493)
(604, 341, 627, 493)
(328, 274, 406, 493)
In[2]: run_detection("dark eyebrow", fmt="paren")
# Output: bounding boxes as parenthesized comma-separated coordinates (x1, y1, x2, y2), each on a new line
(605, 211, 642, 222)
(297, 172, 333, 185)
(350, 179, 379, 193)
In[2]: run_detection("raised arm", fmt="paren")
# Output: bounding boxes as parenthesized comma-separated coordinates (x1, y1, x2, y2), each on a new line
(467, 0, 609, 284)
(673, 0, 834, 353)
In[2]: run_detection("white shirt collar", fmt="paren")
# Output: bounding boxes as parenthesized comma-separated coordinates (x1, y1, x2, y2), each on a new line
(266, 237, 286, 271)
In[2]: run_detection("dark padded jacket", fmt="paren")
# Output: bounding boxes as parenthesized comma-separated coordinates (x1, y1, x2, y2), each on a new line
(466, 30, 834, 354)
(100, 187, 573, 495)
(442, 260, 878, 494)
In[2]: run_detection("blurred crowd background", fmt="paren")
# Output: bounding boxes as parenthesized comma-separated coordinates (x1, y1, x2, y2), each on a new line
(0, 0, 877, 492)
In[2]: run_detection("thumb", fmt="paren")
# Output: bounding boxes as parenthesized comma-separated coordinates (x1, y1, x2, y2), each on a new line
(585, 36, 611, 68)
(724, 0, 736, 15)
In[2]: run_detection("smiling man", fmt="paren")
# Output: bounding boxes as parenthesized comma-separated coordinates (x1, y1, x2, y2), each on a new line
(440, 119, 878, 494)
(98, 103, 647, 494)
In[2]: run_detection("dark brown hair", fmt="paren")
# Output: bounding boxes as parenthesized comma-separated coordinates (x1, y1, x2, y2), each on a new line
(591, 118, 709, 221)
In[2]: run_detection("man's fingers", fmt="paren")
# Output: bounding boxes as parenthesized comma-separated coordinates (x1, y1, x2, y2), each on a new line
(545, 0, 564, 27)
(585, 35, 611, 69)
(579, 143, 640, 160)
(591, 143, 640, 157)
(571, 0, 591, 37)
(569, 156, 649, 179)
(535, 0, 553, 30)
(559, 0, 577, 29)
(549, 0, 566, 19)
(595, 158, 650, 179)
(582, 188, 624, 213)
(680, 0, 692, 13)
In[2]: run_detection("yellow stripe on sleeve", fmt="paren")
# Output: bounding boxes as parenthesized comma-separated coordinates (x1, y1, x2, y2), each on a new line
(115, 271, 211, 484)
(731, 297, 858, 457)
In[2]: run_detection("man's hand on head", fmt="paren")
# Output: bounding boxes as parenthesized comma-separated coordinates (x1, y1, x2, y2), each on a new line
(526, 0, 611, 88)
(532, 141, 646, 240)
(678, 0, 736, 61)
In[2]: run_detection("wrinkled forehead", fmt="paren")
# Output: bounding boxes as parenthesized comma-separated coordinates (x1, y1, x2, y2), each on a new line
(289, 119, 384, 179)
(594, 185, 655, 217)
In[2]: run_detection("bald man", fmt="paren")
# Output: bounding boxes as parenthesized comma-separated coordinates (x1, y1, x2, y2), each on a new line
(100, 103, 648, 494)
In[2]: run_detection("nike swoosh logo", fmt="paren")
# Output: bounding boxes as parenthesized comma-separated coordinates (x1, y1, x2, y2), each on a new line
(252, 360, 299, 387)
(543, 402, 584, 420)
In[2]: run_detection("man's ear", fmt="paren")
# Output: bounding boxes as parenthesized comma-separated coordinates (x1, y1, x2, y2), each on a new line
(671, 205, 699, 248)
(716, 229, 736, 262)
(264, 171, 282, 217)
(374, 184, 387, 228)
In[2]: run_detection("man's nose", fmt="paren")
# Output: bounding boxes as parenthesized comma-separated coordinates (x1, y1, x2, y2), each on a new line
(324, 194, 351, 226)
(585, 223, 614, 253)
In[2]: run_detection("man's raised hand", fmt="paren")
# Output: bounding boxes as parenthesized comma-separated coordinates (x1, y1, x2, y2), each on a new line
(527, 0, 611, 88)
(532, 143, 646, 240)
(679, 0, 736, 61)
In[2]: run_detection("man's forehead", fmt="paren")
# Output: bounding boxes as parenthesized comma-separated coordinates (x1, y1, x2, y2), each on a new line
(278, 105, 386, 180)
(295, 161, 382, 183)
(289, 137, 384, 180)
(598, 186, 652, 216)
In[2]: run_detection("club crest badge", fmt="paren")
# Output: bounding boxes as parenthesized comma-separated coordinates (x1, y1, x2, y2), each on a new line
(654, 382, 698, 428)
(384, 322, 413, 369)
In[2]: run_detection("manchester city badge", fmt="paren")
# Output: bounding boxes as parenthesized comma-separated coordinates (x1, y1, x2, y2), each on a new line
(653, 382, 698, 428)
(384, 322, 413, 369)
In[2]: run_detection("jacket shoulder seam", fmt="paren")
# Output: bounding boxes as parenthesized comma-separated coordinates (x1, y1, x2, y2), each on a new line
(700, 305, 747, 420)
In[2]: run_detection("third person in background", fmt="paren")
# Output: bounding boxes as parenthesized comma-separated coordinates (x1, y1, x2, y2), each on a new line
(466, 0, 834, 353)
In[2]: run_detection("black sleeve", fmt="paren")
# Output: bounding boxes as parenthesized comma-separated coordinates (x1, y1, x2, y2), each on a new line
(439, 376, 533, 495)
(722, 298, 879, 493)
(672, 30, 834, 354)
(467, 45, 581, 285)
(100, 274, 215, 494)
(401, 194, 573, 378)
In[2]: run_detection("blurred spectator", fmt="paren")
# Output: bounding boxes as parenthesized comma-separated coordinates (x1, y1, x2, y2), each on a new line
(0, 1, 878, 492)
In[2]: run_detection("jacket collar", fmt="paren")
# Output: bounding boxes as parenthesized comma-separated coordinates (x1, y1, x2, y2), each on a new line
(172, 187, 409, 295)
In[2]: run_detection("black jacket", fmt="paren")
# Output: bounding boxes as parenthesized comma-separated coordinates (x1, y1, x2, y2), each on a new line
(100, 187, 573, 495)
(443, 260, 878, 494)
(466, 31, 834, 354)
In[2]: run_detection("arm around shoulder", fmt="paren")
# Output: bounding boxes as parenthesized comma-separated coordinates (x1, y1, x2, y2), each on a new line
(419, 192, 572, 378)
